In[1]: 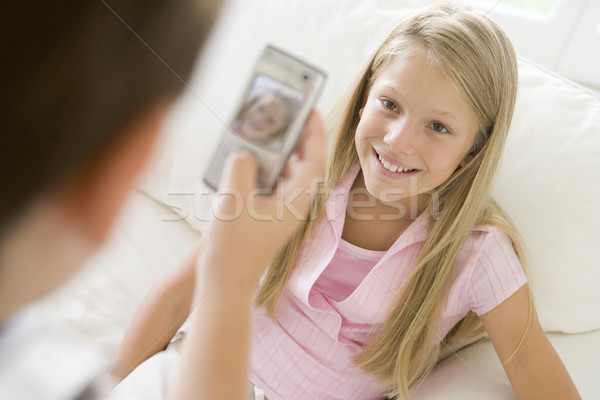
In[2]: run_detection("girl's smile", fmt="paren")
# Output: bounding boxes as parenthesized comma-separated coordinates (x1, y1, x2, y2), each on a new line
(355, 52, 479, 205)
(372, 147, 419, 178)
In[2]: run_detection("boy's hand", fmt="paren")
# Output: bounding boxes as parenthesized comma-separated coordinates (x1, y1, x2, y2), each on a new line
(197, 111, 326, 295)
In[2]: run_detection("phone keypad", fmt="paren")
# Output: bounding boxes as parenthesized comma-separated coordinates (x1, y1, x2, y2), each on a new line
(205, 137, 246, 189)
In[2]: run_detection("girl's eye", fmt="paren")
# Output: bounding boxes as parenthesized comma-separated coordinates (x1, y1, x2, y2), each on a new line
(430, 122, 449, 134)
(382, 99, 397, 111)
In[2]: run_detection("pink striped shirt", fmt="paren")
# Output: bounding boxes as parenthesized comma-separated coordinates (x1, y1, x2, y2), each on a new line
(249, 164, 527, 399)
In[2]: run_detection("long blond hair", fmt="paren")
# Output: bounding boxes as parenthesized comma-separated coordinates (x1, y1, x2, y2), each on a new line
(256, 2, 534, 398)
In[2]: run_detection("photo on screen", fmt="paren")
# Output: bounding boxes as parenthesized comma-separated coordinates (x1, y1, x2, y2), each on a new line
(231, 74, 304, 151)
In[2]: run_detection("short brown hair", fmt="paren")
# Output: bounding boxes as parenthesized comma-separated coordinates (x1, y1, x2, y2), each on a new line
(0, 0, 219, 230)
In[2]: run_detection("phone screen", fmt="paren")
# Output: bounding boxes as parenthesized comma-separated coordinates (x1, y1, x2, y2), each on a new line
(203, 45, 325, 191)
(231, 73, 305, 153)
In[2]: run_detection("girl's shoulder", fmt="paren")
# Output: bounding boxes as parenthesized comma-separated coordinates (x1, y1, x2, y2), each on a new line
(470, 223, 511, 243)
(461, 224, 519, 268)
(471, 223, 517, 253)
(458, 224, 527, 316)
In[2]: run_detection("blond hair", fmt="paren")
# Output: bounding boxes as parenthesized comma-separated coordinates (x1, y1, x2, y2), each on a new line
(255, 2, 534, 398)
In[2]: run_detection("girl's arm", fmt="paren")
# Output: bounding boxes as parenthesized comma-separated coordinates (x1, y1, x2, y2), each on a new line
(110, 239, 202, 381)
(480, 284, 581, 399)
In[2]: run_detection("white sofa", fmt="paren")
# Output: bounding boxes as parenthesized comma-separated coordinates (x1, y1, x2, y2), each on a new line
(40, 0, 600, 398)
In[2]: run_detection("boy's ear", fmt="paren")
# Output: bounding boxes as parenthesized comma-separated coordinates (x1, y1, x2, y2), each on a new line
(59, 104, 169, 245)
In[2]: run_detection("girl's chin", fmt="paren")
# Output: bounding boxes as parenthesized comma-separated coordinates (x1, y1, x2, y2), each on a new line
(362, 181, 411, 204)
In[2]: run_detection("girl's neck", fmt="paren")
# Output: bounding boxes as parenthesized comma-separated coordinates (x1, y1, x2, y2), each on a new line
(341, 172, 428, 251)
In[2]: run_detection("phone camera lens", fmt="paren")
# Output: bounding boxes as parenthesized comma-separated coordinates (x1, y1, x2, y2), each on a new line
(302, 74, 309, 81)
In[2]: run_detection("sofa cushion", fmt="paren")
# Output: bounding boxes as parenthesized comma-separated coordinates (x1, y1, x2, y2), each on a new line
(410, 330, 600, 399)
(493, 60, 600, 333)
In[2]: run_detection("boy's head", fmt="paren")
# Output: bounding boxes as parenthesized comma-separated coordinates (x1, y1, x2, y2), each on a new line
(1, 0, 219, 231)
(0, 0, 221, 323)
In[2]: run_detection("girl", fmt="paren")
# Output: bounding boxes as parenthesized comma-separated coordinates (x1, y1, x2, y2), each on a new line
(113, 2, 580, 399)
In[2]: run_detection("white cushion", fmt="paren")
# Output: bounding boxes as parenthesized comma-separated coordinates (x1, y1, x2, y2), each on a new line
(136, 0, 600, 333)
(494, 61, 600, 333)
(410, 330, 600, 399)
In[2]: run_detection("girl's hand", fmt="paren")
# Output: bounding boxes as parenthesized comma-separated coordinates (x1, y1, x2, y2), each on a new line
(197, 111, 326, 295)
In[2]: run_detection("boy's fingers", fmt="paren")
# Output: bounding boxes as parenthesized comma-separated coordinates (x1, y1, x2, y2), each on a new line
(219, 151, 259, 195)
(219, 110, 326, 205)
(286, 111, 326, 188)
(295, 111, 325, 165)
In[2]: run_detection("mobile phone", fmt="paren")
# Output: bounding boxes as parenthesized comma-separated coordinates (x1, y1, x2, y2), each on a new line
(203, 45, 326, 190)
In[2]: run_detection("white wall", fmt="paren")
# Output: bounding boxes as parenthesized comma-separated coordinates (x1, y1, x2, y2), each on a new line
(465, 0, 600, 90)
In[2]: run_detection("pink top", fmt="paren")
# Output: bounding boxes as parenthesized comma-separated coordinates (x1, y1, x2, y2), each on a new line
(313, 238, 385, 302)
(249, 164, 527, 400)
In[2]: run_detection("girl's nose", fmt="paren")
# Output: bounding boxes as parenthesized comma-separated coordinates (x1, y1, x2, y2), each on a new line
(383, 118, 418, 156)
